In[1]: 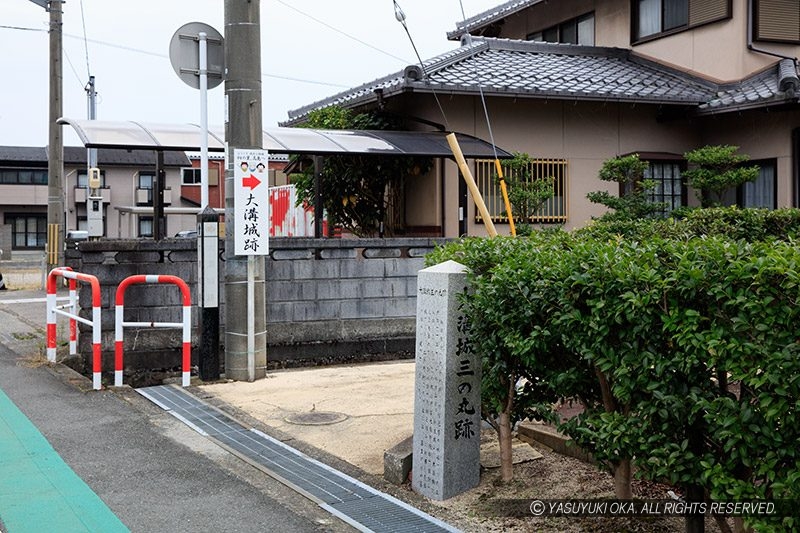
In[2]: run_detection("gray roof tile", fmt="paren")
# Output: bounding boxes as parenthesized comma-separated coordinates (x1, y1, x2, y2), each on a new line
(0, 146, 189, 167)
(698, 61, 792, 113)
(285, 39, 718, 124)
(447, 0, 544, 40)
(285, 38, 797, 126)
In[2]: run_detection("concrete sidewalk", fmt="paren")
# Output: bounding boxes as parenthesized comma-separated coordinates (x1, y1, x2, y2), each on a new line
(199, 361, 416, 476)
(0, 288, 353, 533)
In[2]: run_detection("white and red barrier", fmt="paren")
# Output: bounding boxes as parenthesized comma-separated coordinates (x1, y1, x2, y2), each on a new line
(114, 275, 191, 387)
(46, 268, 102, 390)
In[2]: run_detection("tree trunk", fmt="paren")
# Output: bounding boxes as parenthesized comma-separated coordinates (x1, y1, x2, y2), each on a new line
(684, 484, 705, 533)
(613, 458, 632, 499)
(498, 410, 514, 482)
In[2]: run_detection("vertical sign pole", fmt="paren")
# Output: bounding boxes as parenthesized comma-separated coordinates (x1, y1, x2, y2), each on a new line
(199, 32, 209, 209)
(198, 207, 219, 381)
(196, 31, 220, 380)
(233, 148, 269, 381)
(247, 254, 255, 381)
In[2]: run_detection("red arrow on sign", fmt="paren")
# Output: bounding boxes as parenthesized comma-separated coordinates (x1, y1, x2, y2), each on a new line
(242, 173, 261, 190)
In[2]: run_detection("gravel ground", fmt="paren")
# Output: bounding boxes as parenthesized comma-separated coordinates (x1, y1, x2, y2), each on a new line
(411, 440, 725, 533)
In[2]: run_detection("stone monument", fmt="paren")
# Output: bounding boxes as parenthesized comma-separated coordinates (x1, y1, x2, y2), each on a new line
(412, 260, 481, 500)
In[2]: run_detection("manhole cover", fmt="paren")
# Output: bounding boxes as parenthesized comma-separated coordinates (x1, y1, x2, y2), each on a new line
(284, 411, 348, 426)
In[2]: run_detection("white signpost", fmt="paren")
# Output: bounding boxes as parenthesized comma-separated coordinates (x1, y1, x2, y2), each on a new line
(233, 148, 270, 256)
(233, 148, 269, 380)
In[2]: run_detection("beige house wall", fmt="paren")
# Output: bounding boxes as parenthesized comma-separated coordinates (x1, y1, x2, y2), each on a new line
(393, 89, 797, 237)
(64, 166, 194, 238)
(396, 94, 694, 234)
(498, 0, 597, 39)
(699, 109, 800, 208)
(0, 164, 192, 243)
(492, 0, 800, 83)
(0, 184, 50, 206)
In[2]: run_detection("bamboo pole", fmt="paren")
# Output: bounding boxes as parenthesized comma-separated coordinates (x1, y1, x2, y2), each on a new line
(446, 133, 498, 238)
(494, 159, 516, 237)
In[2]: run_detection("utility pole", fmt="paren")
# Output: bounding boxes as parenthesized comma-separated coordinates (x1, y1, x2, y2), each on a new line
(224, 0, 267, 380)
(37, 0, 65, 266)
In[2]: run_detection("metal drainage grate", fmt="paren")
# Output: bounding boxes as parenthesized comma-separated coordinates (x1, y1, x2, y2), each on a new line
(137, 385, 460, 533)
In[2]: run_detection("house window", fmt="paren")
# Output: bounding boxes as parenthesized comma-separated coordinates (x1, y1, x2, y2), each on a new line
(139, 173, 154, 190)
(475, 158, 569, 224)
(636, 0, 688, 39)
(634, 0, 731, 42)
(645, 161, 686, 215)
(5, 214, 46, 249)
(740, 160, 776, 209)
(754, 0, 800, 43)
(138, 216, 153, 238)
(77, 169, 106, 188)
(619, 155, 686, 216)
(137, 172, 154, 205)
(0, 169, 48, 185)
(182, 167, 202, 185)
(528, 13, 595, 45)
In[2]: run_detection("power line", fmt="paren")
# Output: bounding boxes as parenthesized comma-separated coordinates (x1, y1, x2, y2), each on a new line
(458, 0, 498, 161)
(3, 23, 353, 91)
(272, 0, 410, 64)
(0, 24, 46, 32)
(64, 34, 348, 88)
(63, 48, 86, 89)
(265, 72, 349, 89)
(78, 0, 92, 78)
(392, 0, 449, 130)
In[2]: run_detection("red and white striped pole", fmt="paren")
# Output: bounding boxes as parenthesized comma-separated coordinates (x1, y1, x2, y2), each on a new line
(68, 277, 77, 355)
(46, 268, 102, 390)
(46, 267, 74, 362)
(115, 274, 192, 387)
(114, 290, 125, 387)
(46, 268, 66, 363)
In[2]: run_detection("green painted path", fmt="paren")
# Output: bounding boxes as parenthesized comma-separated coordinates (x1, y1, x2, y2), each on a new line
(0, 388, 128, 533)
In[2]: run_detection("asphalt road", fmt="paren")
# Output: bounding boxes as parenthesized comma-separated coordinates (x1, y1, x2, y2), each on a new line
(0, 291, 353, 533)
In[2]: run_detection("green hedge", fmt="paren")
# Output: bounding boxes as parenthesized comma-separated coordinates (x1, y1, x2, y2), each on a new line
(428, 212, 800, 531)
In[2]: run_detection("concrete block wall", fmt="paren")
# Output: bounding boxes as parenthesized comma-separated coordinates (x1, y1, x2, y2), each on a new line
(265, 238, 447, 364)
(66, 237, 447, 380)
(66, 238, 198, 379)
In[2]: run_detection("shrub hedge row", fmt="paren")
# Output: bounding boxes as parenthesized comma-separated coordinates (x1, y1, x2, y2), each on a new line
(428, 207, 800, 531)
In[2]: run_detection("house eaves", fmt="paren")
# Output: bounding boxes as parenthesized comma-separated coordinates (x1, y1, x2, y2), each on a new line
(697, 58, 800, 115)
(446, 0, 544, 41)
(0, 146, 189, 168)
(0, 146, 47, 166)
(284, 38, 719, 126)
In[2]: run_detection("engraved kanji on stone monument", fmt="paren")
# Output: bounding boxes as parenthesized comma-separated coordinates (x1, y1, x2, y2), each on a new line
(412, 260, 480, 500)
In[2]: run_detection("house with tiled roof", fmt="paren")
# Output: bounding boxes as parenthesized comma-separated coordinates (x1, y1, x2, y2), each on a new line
(285, 0, 800, 235)
(0, 147, 195, 248)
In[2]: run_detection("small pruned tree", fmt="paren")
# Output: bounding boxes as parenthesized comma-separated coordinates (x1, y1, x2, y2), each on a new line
(683, 145, 759, 207)
(504, 152, 555, 236)
(587, 154, 666, 220)
(426, 233, 574, 482)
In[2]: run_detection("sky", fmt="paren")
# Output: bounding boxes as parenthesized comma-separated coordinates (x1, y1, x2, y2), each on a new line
(0, 0, 502, 147)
